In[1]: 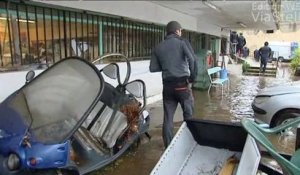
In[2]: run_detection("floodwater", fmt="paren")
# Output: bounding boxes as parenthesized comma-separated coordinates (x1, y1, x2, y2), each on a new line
(89, 62, 300, 175)
(196, 62, 299, 123)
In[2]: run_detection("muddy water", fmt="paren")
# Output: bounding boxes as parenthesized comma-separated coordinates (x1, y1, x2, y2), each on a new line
(90, 63, 300, 175)
(194, 63, 299, 156)
(194, 65, 297, 122)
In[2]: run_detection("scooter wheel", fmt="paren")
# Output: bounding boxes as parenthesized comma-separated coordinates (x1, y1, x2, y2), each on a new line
(6, 153, 20, 171)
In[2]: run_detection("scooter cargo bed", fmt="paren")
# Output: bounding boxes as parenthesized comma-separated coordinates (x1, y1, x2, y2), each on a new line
(150, 119, 261, 175)
(177, 142, 239, 174)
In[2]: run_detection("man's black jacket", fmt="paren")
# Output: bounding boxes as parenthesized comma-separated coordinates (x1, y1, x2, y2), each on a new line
(149, 34, 196, 83)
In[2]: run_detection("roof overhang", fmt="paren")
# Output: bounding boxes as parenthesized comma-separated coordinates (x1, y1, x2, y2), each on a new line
(153, 1, 279, 36)
(31, 0, 282, 37)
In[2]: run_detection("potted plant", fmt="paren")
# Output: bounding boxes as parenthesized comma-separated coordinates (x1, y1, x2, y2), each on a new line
(290, 49, 300, 76)
(242, 61, 250, 73)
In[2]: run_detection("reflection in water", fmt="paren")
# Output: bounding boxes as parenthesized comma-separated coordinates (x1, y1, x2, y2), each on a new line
(229, 77, 261, 122)
(196, 74, 293, 123)
(258, 76, 266, 89)
(267, 133, 296, 155)
(193, 75, 294, 123)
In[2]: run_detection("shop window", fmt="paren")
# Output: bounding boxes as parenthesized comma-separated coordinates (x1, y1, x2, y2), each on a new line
(0, 1, 205, 69)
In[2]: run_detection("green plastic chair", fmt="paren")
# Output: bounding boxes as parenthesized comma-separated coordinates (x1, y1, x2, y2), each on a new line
(256, 116, 300, 134)
(241, 117, 300, 175)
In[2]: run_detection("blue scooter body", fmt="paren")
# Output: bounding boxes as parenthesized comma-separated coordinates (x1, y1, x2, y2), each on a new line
(0, 57, 104, 174)
(0, 55, 150, 175)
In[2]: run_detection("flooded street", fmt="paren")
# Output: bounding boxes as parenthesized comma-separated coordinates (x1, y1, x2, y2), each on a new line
(90, 62, 300, 175)
(197, 70, 296, 123)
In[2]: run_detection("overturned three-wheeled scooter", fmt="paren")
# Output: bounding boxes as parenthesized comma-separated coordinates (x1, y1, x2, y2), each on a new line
(0, 54, 150, 175)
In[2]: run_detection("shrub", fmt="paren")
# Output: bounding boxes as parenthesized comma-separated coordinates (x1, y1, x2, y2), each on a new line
(242, 61, 250, 73)
(290, 48, 300, 72)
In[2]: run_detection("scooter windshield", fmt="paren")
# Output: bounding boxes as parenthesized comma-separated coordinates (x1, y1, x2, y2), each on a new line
(5, 58, 104, 144)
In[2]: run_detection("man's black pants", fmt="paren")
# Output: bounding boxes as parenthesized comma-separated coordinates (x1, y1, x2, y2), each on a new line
(260, 58, 268, 73)
(162, 81, 194, 148)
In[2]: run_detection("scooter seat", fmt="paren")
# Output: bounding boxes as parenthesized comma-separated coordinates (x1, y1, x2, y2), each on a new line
(74, 127, 108, 154)
(90, 106, 128, 148)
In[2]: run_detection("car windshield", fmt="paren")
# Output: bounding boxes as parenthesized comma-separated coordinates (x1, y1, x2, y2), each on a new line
(7, 58, 103, 144)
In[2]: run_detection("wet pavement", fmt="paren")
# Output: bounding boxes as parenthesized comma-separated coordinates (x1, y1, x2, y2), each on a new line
(89, 62, 300, 175)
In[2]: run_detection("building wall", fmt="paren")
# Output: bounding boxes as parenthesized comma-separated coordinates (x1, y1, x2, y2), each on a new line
(242, 30, 300, 57)
(0, 1, 224, 102)
(32, 0, 226, 37)
(0, 61, 163, 104)
(32, 1, 198, 31)
(1, 1, 211, 68)
(197, 20, 227, 37)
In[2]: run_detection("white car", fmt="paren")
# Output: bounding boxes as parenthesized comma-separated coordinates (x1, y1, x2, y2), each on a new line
(252, 85, 300, 127)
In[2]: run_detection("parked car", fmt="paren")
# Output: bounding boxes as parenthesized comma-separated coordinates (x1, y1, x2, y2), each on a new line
(269, 41, 293, 62)
(252, 85, 300, 127)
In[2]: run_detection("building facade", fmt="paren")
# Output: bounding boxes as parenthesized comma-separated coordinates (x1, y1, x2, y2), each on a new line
(243, 30, 300, 57)
(0, 0, 221, 69)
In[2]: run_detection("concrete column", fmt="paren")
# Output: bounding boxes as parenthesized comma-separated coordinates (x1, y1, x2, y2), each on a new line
(193, 49, 210, 90)
(10, 16, 21, 66)
(193, 34, 223, 90)
(215, 38, 221, 67)
(99, 21, 103, 56)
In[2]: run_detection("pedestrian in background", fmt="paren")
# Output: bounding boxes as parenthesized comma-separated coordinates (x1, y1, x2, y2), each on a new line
(254, 49, 260, 61)
(237, 33, 246, 56)
(149, 21, 196, 148)
(230, 31, 238, 54)
(259, 41, 272, 73)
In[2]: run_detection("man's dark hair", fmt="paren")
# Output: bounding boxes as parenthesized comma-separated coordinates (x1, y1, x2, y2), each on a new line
(264, 41, 269, 46)
(166, 21, 182, 34)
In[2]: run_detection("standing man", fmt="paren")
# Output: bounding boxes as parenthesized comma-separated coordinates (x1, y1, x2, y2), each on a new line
(149, 21, 196, 148)
(230, 31, 238, 54)
(259, 41, 272, 73)
(237, 33, 246, 56)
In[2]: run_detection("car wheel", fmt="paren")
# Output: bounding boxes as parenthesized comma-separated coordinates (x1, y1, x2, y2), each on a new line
(271, 109, 300, 127)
